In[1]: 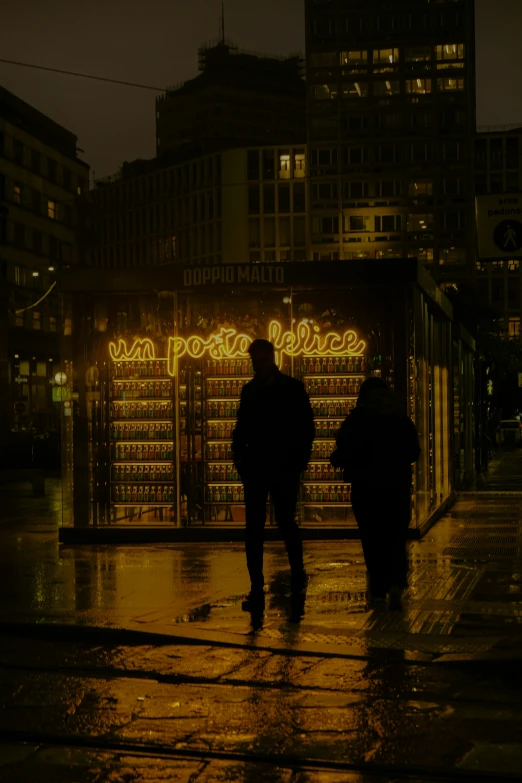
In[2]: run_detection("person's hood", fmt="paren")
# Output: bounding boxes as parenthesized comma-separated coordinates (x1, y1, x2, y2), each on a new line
(354, 387, 401, 416)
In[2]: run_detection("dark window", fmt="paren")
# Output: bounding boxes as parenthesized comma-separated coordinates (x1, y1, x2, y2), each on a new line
(278, 184, 290, 213)
(382, 215, 396, 232)
(379, 146, 396, 164)
(63, 167, 72, 190)
(293, 182, 306, 212)
(14, 222, 25, 248)
(490, 174, 504, 193)
(475, 139, 488, 168)
(47, 157, 57, 182)
(321, 216, 338, 234)
(49, 236, 60, 258)
(13, 140, 23, 164)
(507, 137, 519, 169)
(490, 139, 503, 170)
(247, 150, 260, 180)
(32, 230, 42, 254)
(381, 181, 397, 197)
(262, 150, 275, 180)
(263, 184, 275, 213)
(248, 186, 260, 214)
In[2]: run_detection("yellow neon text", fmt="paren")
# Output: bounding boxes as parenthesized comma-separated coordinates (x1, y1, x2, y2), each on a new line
(109, 338, 156, 361)
(109, 321, 367, 375)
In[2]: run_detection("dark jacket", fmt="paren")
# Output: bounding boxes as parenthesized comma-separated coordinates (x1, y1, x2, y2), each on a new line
(331, 387, 420, 489)
(232, 369, 315, 476)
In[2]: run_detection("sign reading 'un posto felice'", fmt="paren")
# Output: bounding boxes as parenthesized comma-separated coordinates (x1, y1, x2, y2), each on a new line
(476, 194, 522, 260)
(183, 265, 285, 287)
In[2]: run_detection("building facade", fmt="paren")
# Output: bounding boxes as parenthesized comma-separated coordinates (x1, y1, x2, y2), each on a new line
(0, 87, 89, 455)
(474, 126, 522, 340)
(305, 0, 476, 280)
(156, 41, 306, 159)
(84, 145, 308, 269)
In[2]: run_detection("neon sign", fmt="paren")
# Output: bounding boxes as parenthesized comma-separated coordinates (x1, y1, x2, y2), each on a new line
(109, 338, 156, 361)
(109, 320, 366, 374)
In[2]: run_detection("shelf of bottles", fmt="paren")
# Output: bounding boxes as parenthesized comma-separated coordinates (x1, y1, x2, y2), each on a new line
(299, 353, 367, 511)
(203, 358, 250, 515)
(110, 358, 175, 508)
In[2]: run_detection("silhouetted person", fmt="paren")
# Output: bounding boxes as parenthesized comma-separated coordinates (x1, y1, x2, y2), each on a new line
(233, 339, 315, 610)
(331, 377, 420, 610)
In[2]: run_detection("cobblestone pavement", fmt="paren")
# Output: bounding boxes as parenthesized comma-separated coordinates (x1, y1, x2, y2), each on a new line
(0, 454, 521, 781)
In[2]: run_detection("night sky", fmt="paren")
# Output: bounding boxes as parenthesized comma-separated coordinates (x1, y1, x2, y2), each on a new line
(1, 0, 520, 178)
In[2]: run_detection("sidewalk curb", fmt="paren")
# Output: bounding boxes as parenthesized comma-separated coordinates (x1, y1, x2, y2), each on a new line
(1, 620, 520, 665)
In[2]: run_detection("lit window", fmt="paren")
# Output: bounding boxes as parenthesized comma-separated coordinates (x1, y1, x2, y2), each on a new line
(48, 200, 56, 219)
(294, 150, 305, 177)
(64, 317, 72, 336)
(409, 248, 434, 264)
(16, 314, 24, 327)
(36, 362, 47, 377)
(13, 184, 21, 204)
(33, 311, 41, 330)
(437, 78, 464, 92)
(405, 46, 432, 66)
(376, 249, 402, 259)
(342, 82, 369, 99)
(476, 260, 487, 273)
(374, 80, 400, 97)
(407, 214, 434, 232)
(440, 248, 467, 265)
(436, 44, 465, 68)
(49, 316, 57, 332)
(509, 317, 520, 337)
(508, 259, 520, 272)
(409, 181, 433, 196)
(279, 152, 291, 179)
(340, 50, 368, 73)
(313, 84, 338, 100)
(406, 78, 432, 95)
(373, 48, 399, 71)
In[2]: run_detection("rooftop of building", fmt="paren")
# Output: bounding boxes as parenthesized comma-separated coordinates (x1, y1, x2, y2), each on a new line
(159, 40, 305, 101)
(476, 124, 522, 136)
(0, 85, 87, 164)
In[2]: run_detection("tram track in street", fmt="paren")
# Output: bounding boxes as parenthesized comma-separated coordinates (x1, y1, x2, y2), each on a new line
(1, 728, 520, 782)
(1, 658, 521, 710)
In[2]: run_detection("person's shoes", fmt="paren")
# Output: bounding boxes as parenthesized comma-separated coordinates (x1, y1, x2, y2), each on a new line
(290, 569, 308, 594)
(389, 586, 403, 611)
(241, 588, 265, 613)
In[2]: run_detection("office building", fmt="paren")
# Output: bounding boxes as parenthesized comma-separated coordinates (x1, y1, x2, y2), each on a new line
(474, 126, 522, 339)
(305, 0, 476, 279)
(84, 145, 308, 268)
(156, 41, 306, 158)
(0, 86, 89, 450)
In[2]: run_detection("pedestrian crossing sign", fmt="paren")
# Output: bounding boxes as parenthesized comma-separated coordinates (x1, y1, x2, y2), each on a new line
(476, 194, 522, 259)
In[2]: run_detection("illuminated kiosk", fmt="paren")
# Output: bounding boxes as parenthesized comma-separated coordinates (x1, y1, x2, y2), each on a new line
(59, 260, 475, 541)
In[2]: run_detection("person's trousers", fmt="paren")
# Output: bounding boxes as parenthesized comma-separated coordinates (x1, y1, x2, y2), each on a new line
(243, 471, 303, 590)
(350, 485, 412, 596)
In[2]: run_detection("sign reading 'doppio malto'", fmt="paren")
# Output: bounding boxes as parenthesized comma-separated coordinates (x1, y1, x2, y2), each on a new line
(183, 265, 285, 286)
(476, 194, 522, 259)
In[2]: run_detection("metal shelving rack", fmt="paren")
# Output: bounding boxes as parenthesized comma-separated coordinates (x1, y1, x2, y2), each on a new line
(109, 359, 176, 517)
(202, 358, 249, 521)
(298, 353, 367, 520)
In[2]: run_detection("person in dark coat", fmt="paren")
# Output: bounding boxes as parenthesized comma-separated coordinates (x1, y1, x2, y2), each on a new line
(331, 377, 420, 610)
(233, 339, 315, 609)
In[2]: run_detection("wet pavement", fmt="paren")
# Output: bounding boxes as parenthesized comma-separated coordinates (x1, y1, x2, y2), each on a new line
(0, 454, 521, 781)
